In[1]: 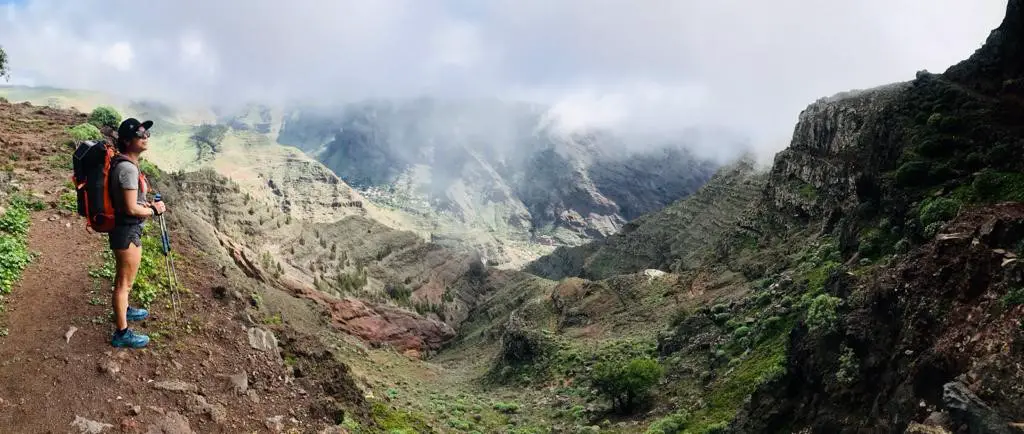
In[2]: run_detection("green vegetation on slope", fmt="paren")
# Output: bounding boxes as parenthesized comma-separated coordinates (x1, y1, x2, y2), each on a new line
(0, 195, 38, 296)
(87, 106, 121, 129)
(644, 236, 841, 433)
(527, 156, 765, 280)
(68, 123, 102, 142)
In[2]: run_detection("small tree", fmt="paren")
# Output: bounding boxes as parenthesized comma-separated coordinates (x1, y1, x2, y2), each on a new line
(88, 106, 122, 129)
(590, 357, 663, 413)
(0, 45, 9, 81)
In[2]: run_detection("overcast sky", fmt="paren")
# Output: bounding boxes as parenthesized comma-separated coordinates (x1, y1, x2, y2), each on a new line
(0, 0, 1009, 156)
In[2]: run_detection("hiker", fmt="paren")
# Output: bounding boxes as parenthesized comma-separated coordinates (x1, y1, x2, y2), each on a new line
(107, 118, 166, 348)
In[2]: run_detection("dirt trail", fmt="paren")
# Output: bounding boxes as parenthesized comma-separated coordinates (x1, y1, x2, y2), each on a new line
(0, 101, 328, 433)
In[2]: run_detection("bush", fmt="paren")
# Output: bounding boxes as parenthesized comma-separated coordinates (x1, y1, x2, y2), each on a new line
(68, 123, 102, 142)
(835, 345, 859, 385)
(972, 170, 1024, 203)
(139, 159, 161, 181)
(645, 411, 690, 434)
(895, 161, 931, 187)
(857, 228, 887, 258)
(805, 294, 841, 333)
(919, 198, 961, 227)
(590, 357, 664, 413)
(0, 198, 33, 294)
(87, 106, 122, 129)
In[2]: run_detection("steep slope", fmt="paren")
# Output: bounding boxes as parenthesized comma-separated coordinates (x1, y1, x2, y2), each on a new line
(729, 1, 1024, 431)
(476, 2, 1024, 433)
(527, 155, 767, 280)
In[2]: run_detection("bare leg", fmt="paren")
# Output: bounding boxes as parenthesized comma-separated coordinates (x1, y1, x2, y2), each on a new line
(113, 243, 142, 330)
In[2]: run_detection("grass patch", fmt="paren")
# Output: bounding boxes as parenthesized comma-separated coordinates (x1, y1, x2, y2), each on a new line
(47, 153, 73, 170)
(58, 191, 77, 212)
(369, 401, 434, 433)
(0, 195, 37, 296)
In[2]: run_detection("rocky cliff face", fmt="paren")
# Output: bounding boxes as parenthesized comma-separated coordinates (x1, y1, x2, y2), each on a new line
(724, 2, 1024, 431)
(762, 83, 908, 226)
(277, 99, 719, 251)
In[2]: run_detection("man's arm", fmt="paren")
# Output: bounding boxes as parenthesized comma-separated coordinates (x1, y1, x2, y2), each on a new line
(115, 162, 156, 218)
(122, 188, 156, 218)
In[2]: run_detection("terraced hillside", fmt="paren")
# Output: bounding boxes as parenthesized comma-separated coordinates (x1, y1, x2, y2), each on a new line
(527, 155, 767, 281)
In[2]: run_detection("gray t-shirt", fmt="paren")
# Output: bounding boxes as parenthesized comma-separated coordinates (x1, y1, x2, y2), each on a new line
(110, 160, 147, 222)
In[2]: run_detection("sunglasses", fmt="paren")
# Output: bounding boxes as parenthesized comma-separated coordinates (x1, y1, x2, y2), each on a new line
(135, 128, 151, 139)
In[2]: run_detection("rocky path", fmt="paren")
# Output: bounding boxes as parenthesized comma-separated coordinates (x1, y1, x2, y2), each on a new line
(0, 101, 328, 433)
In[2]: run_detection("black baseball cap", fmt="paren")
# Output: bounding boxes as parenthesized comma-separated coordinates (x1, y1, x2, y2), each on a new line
(116, 118, 154, 140)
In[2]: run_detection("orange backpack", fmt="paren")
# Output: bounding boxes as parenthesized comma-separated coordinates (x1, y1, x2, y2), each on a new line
(71, 140, 147, 233)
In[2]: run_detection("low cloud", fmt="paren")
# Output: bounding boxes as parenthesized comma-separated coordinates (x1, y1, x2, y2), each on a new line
(0, 0, 1008, 159)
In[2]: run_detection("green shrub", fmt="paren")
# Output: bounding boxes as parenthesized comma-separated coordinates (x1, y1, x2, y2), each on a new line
(0, 234, 31, 294)
(894, 238, 911, 254)
(645, 411, 690, 434)
(835, 345, 859, 385)
(492, 402, 520, 414)
(58, 191, 77, 212)
(895, 161, 931, 187)
(857, 228, 888, 258)
(805, 294, 841, 333)
(923, 222, 943, 239)
(732, 326, 750, 339)
(919, 198, 961, 227)
(0, 199, 33, 294)
(139, 159, 161, 181)
(68, 123, 102, 142)
(590, 357, 664, 413)
(971, 170, 1024, 203)
(87, 106, 122, 129)
(0, 200, 30, 236)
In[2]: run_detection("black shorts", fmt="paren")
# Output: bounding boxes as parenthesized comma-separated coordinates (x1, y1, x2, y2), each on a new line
(109, 224, 144, 250)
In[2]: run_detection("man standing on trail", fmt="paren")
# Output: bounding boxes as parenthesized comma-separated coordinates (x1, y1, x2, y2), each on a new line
(107, 118, 166, 348)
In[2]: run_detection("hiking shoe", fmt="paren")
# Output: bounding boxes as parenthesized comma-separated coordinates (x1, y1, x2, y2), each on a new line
(111, 328, 149, 348)
(126, 306, 149, 322)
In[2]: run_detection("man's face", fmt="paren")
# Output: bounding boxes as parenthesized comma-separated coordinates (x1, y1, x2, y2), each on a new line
(131, 128, 151, 152)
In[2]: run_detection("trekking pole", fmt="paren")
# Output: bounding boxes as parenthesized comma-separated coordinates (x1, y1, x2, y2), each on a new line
(154, 194, 182, 325)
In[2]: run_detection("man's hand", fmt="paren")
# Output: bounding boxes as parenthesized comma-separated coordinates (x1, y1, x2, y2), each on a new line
(151, 201, 167, 216)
